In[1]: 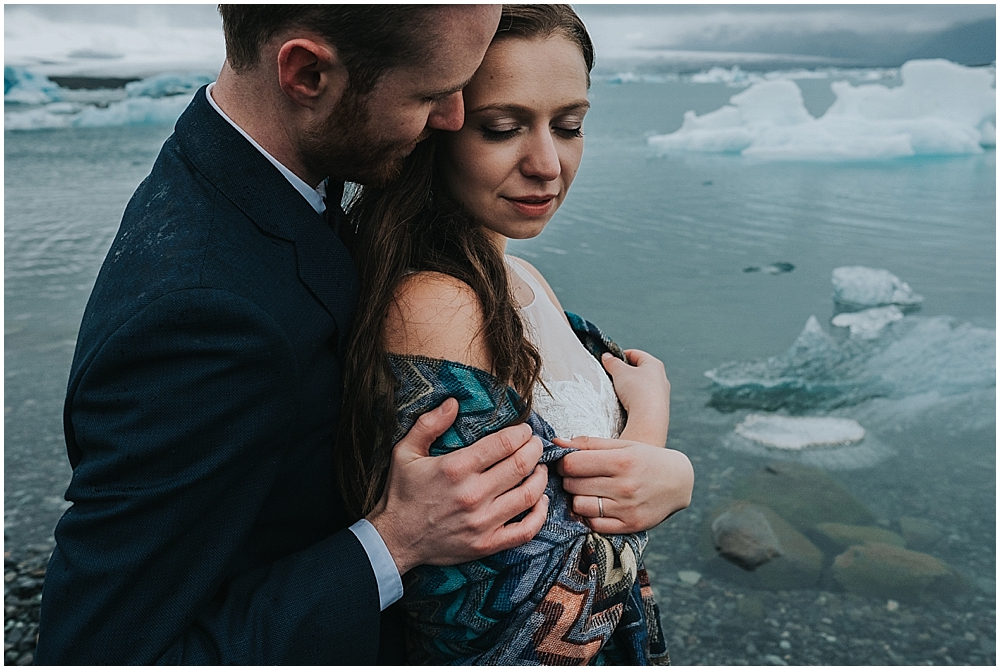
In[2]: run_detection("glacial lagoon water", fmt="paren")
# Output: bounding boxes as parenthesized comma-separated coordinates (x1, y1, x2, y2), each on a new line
(5, 75, 995, 663)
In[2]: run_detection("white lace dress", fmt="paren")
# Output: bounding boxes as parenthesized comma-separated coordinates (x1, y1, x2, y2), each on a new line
(506, 256, 625, 440)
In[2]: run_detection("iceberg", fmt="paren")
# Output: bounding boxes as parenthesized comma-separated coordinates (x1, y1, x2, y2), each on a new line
(124, 73, 213, 99)
(831, 306, 904, 340)
(4, 66, 62, 105)
(734, 414, 866, 450)
(706, 314, 994, 413)
(648, 59, 996, 160)
(4, 71, 214, 131)
(831, 267, 923, 309)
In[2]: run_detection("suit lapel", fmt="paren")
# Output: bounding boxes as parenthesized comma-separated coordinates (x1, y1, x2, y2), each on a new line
(175, 87, 359, 350)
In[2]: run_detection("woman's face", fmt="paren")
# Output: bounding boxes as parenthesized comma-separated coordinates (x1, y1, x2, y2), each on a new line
(438, 34, 590, 247)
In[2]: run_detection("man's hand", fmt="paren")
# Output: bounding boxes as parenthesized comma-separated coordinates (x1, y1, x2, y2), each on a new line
(554, 436, 693, 535)
(367, 398, 549, 576)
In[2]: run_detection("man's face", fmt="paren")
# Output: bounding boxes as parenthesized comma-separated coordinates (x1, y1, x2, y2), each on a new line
(301, 5, 501, 185)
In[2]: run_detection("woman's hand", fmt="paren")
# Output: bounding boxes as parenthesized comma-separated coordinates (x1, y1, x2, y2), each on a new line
(554, 436, 693, 534)
(602, 349, 670, 447)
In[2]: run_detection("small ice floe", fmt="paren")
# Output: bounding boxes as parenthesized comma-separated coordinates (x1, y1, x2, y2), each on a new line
(734, 414, 866, 449)
(831, 266, 922, 309)
(724, 414, 890, 470)
(648, 59, 996, 160)
(831, 305, 904, 339)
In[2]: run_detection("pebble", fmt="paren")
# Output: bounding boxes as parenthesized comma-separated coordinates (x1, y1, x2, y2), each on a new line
(3, 548, 48, 667)
(764, 653, 788, 665)
(678, 570, 702, 586)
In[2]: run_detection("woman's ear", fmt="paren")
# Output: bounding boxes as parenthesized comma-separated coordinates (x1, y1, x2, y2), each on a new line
(276, 38, 349, 110)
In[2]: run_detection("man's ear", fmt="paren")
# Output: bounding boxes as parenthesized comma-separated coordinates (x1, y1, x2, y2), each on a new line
(276, 38, 348, 109)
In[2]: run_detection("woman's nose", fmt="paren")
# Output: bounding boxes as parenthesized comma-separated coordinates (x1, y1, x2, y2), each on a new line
(520, 131, 561, 181)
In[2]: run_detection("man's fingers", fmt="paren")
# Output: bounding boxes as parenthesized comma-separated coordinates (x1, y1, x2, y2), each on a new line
(489, 493, 549, 553)
(459, 423, 535, 473)
(490, 461, 548, 522)
(478, 434, 544, 493)
(394, 398, 458, 459)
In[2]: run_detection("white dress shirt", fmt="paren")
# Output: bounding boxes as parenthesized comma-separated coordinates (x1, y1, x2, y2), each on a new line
(205, 83, 404, 611)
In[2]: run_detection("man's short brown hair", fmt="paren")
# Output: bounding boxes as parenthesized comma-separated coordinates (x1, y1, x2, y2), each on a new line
(218, 4, 438, 94)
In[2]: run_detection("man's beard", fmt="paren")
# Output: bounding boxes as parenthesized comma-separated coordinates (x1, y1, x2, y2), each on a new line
(301, 88, 419, 187)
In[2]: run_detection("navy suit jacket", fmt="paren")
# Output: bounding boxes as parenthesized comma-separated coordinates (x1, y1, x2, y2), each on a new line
(35, 87, 403, 664)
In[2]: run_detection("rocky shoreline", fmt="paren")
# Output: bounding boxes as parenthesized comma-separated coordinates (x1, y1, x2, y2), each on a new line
(4, 545, 48, 666)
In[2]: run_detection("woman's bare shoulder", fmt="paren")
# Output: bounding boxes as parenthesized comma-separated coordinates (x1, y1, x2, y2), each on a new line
(383, 271, 492, 370)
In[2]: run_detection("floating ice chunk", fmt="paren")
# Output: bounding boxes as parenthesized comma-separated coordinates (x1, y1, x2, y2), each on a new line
(649, 59, 996, 160)
(832, 306, 904, 339)
(690, 66, 754, 86)
(832, 267, 923, 309)
(735, 414, 866, 450)
(3, 66, 62, 105)
(125, 73, 213, 99)
(706, 314, 994, 413)
(4, 92, 196, 130)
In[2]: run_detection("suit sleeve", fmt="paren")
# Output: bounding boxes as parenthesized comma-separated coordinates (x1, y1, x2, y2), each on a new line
(36, 288, 381, 665)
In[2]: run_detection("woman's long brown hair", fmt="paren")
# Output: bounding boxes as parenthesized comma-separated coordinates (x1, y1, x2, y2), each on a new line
(337, 5, 596, 518)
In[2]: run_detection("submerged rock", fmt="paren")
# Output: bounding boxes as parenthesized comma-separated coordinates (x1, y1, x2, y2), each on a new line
(701, 500, 823, 590)
(815, 522, 905, 551)
(832, 266, 923, 309)
(732, 462, 875, 531)
(710, 501, 783, 570)
(899, 516, 944, 550)
(752, 507, 824, 591)
(832, 542, 970, 602)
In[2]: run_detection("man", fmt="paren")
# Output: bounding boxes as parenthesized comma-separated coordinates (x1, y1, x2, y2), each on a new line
(35, 6, 553, 664)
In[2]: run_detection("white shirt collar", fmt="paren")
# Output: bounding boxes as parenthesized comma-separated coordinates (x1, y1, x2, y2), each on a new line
(205, 83, 327, 215)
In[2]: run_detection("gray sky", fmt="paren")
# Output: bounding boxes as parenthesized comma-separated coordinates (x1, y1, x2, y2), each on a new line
(6, 4, 996, 75)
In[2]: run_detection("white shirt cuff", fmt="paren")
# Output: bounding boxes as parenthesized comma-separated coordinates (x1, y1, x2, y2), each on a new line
(348, 519, 404, 610)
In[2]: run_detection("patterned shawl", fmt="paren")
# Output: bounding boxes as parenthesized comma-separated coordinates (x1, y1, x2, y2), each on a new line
(391, 312, 669, 665)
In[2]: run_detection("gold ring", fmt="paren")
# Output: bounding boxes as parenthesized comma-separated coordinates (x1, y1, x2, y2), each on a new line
(597, 496, 605, 518)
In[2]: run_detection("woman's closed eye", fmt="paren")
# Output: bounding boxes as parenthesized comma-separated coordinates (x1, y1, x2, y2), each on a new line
(554, 126, 584, 139)
(480, 124, 585, 142)
(481, 125, 520, 141)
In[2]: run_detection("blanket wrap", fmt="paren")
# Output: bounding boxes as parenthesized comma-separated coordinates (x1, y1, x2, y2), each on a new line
(390, 312, 669, 665)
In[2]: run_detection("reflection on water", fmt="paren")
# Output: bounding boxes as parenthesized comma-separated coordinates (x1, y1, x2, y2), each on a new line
(5, 80, 996, 664)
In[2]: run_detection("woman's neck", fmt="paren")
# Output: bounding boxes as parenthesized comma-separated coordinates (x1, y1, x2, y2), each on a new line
(483, 227, 509, 255)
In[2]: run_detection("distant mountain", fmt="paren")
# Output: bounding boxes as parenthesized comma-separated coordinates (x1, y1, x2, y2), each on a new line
(904, 18, 996, 66)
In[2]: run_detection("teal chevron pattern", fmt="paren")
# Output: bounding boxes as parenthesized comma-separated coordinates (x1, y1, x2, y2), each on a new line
(392, 313, 668, 665)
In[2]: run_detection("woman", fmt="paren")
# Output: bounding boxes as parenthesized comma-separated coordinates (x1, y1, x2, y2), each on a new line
(340, 5, 692, 664)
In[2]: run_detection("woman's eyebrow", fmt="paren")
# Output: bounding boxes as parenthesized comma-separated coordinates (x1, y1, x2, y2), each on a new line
(468, 100, 591, 115)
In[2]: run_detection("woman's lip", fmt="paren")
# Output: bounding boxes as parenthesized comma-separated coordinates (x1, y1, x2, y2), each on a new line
(503, 195, 557, 217)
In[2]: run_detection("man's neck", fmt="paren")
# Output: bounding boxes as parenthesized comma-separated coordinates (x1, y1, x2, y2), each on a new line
(212, 66, 323, 188)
